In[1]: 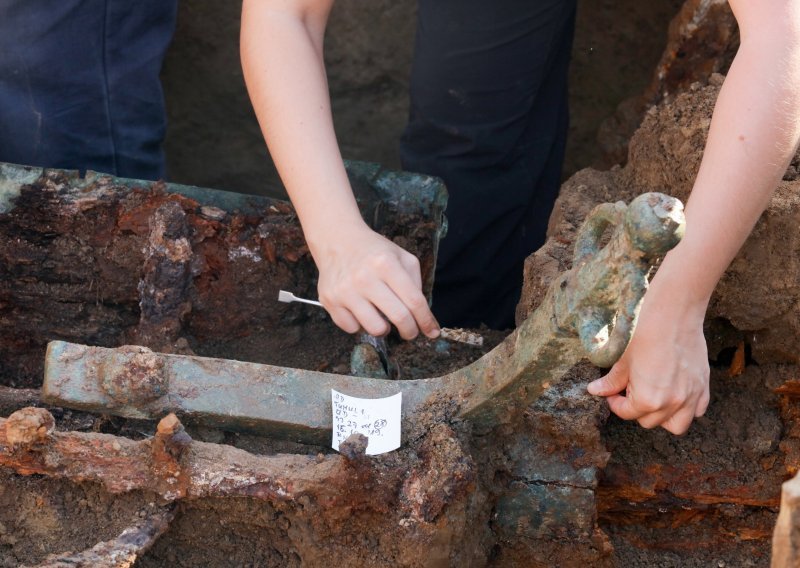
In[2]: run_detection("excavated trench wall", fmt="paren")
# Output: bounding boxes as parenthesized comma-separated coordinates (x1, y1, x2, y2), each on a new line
(160, 0, 683, 195)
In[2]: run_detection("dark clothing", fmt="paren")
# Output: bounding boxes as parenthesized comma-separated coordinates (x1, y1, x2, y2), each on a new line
(401, 0, 577, 329)
(0, 0, 177, 180)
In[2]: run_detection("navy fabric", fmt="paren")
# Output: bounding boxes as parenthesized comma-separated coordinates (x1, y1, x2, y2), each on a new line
(0, 0, 178, 180)
(401, 0, 577, 329)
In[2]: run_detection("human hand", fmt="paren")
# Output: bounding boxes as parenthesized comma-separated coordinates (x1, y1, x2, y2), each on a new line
(310, 222, 440, 340)
(586, 281, 711, 435)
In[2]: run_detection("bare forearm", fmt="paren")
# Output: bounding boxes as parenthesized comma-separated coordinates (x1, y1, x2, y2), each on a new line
(590, 2, 800, 435)
(658, 2, 800, 305)
(240, 0, 439, 339)
(240, 0, 365, 251)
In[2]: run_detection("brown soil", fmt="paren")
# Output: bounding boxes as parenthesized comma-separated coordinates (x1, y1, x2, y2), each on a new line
(0, 473, 157, 568)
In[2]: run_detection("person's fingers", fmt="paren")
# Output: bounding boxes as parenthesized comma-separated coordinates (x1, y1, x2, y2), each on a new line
(399, 252, 424, 291)
(365, 282, 419, 340)
(606, 391, 677, 426)
(695, 389, 710, 417)
(587, 360, 630, 396)
(660, 406, 697, 435)
(606, 394, 647, 421)
(325, 305, 361, 335)
(346, 298, 390, 337)
(636, 408, 675, 430)
(383, 263, 440, 339)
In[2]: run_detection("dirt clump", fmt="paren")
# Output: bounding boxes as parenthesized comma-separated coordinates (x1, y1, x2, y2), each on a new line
(597, 0, 739, 169)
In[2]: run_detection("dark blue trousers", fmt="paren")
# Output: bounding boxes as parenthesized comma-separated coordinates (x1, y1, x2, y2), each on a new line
(0, 0, 177, 180)
(401, 0, 576, 329)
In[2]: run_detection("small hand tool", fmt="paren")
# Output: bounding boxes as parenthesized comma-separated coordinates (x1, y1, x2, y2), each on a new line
(278, 290, 483, 347)
(278, 290, 323, 308)
(278, 290, 392, 377)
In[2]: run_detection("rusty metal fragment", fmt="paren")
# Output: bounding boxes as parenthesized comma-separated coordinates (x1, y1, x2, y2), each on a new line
(0, 385, 40, 417)
(151, 413, 192, 485)
(128, 200, 193, 352)
(5, 407, 54, 449)
(0, 408, 474, 527)
(43, 193, 685, 441)
(0, 409, 363, 504)
(23, 507, 175, 568)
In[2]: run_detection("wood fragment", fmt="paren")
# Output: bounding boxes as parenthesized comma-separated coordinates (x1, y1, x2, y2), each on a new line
(439, 327, 484, 347)
(772, 471, 800, 567)
(24, 507, 176, 568)
(728, 340, 746, 377)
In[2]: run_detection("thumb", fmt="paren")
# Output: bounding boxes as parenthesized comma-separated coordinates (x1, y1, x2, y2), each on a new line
(587, 360, 629, 396)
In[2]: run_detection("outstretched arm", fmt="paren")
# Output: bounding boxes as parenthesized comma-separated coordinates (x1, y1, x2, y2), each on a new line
(588, 0, 800, 434)
(240, 0, 440, 340)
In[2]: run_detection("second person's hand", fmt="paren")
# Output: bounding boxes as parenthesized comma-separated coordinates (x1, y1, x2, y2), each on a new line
(309, 221, 441, 341)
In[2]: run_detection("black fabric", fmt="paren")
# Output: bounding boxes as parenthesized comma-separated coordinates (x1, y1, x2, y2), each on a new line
(401, 0, 577, 329)
(0, 0, 178, 180)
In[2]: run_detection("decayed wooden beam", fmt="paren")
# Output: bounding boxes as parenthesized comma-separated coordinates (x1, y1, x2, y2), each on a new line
(0, 385, 40, 416)
(772, 472, 800, 567)
(598, 462, 781, 510)
(24, 507, 176, 568)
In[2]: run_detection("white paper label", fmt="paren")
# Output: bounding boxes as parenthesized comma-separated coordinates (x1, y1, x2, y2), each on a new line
(331, 390, 402, 455)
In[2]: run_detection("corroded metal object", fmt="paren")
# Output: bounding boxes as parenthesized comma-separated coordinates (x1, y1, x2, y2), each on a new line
(24, 507, 176, 568)
(43, 193, 685, 443)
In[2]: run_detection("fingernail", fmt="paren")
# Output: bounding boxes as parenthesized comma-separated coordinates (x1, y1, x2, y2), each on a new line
(428, 328, 441, 339)
(587, 380, 601, 395)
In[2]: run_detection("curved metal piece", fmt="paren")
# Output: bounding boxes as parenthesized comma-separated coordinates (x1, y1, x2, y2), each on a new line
(43, 193, 686, 442)
(569, 193, 686, 367)
(573, 202, 625, 266)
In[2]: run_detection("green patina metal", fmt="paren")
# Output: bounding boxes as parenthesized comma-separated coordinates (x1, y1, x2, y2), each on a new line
(0, 160, 447, 219)
(42, 193, 685, 444)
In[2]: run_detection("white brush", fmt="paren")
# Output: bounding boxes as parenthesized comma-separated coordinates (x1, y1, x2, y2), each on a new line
(278, 290, 324, 308)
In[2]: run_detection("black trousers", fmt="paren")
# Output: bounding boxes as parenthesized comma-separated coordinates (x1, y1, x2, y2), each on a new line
(0, 0, 178, 180)
(401, 0, 577, 329)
